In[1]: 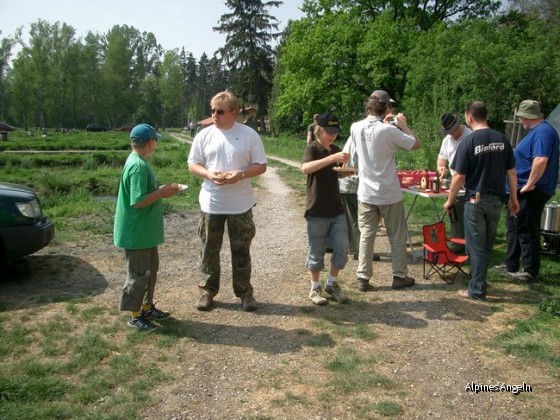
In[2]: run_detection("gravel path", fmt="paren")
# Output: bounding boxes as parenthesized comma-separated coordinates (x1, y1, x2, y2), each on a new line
(144, 160, 558, 419)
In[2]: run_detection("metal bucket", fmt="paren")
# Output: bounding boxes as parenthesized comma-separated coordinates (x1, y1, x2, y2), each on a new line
(541, 202, 560, 233)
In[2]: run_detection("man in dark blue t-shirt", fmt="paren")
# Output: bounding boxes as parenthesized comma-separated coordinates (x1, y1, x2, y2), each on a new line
(445, 101, 519, 300)
(493, 100, 559, 282)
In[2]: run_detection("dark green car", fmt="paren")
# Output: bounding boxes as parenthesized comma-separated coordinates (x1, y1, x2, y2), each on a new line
(0, 182, 54, 261)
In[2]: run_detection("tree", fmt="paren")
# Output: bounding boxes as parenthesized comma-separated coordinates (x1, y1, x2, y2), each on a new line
(507, 0, 560, 22)
(135, 74, 162, 128)
(271, 11, 367, 133)
(181, 50, 200, 124)
(9, 20, 84, 129)
(158, 50, 184, 129)
(301, 0, 502, 29)
(100, 26, 136, 128)
(402, 13, 560, 168)
(81, 32, 104, 126)
(0, 32, 16, 121)
(197, 53, 211, 118)
(100, 25, 161, 128)
(272, 0, 560, 147)
(9, 52, 35, 130)
(214, 0, 283, 131)
(208, 56, 229, 101)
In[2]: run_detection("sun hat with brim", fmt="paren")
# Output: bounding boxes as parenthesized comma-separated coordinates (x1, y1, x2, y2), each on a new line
(440, 112, 461, 136)
(517, 100, 542, 119)
(130, 123, 162, 144)
(317, 113, 342, 134)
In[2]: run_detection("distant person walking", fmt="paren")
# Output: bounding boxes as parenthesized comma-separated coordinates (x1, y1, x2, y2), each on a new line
(306, 114, 319, 144)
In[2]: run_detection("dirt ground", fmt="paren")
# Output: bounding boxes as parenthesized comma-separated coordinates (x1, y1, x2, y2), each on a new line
(2, 160, 559, 419)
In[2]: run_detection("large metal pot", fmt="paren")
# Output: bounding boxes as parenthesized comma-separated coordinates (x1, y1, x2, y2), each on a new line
(541, 202, 560, 233)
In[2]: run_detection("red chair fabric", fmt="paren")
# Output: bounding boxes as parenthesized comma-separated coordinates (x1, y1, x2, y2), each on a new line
(422, 222, 469, 282)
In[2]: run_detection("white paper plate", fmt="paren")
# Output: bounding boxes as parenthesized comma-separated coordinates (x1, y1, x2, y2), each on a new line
(177, 183, 188, 191)
(333, 167, 356, 172)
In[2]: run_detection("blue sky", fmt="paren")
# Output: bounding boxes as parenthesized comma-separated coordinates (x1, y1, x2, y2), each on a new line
(0, 0, 306, 58)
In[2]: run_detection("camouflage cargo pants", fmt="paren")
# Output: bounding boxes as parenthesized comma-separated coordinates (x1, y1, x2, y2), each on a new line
(197, 209, 256, 297)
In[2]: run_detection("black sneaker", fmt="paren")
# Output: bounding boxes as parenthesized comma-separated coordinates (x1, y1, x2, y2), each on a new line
(356, 278, 370, 292)
(142, 305, 171, 320)
(392, 275, 415, 290)
(127, 316, 157, 332)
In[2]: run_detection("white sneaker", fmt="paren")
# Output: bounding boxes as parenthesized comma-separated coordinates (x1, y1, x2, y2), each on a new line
(309, 286, 328, 305)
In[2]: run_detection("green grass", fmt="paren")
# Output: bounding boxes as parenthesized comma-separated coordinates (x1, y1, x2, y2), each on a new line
(261, 133, 307, 162)
(0, 130, 200, 242)
(0, 130, 131, 151)
(494, 312, 560, 376)
(0, 302, 169, 419)
(324, 347, 393, 394)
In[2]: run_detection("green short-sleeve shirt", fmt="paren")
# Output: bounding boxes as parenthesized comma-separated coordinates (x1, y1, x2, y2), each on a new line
(113, 152, 164, 249)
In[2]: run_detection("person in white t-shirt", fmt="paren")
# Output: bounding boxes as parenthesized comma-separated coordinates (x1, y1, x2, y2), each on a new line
(348, 90, 420, 292)
(437, 112, 472, 247)
(188, 91, 267, 312)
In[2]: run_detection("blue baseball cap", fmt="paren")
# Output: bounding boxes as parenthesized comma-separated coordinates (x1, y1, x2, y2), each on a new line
(130, 124, 162, 144)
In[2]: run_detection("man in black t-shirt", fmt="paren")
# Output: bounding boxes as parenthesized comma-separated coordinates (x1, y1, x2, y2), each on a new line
(445, 101, 519, 300)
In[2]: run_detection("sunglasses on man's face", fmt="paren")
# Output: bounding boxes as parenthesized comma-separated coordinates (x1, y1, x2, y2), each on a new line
(211, 109, 226, 115)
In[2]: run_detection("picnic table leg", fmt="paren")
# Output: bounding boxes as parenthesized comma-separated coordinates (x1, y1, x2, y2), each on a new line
(404, 195, 418, 261)
(430, 197, 441, 221)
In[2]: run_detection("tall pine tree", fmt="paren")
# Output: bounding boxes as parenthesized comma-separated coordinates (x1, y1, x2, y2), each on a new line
(214, 0, 282, 131)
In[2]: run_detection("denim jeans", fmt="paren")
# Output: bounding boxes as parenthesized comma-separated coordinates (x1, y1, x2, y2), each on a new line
(463, 194, 503, 299)
(305, 214, 349, 272)
(450, 196, 465, 247)
(505, 189, 550, 277)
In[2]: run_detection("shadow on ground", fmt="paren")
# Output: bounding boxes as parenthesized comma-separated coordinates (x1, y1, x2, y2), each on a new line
(0, 255, 108, 310)
(160, 318, 336, 354)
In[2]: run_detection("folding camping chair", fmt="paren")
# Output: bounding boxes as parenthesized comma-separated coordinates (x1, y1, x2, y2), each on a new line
(422, 220, 469, 283)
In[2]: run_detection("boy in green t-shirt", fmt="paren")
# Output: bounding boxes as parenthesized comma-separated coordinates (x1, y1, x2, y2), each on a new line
(114, 124, 180, 331)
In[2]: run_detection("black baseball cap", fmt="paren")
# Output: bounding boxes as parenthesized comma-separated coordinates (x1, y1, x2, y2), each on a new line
(316, 113, 341, 134)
